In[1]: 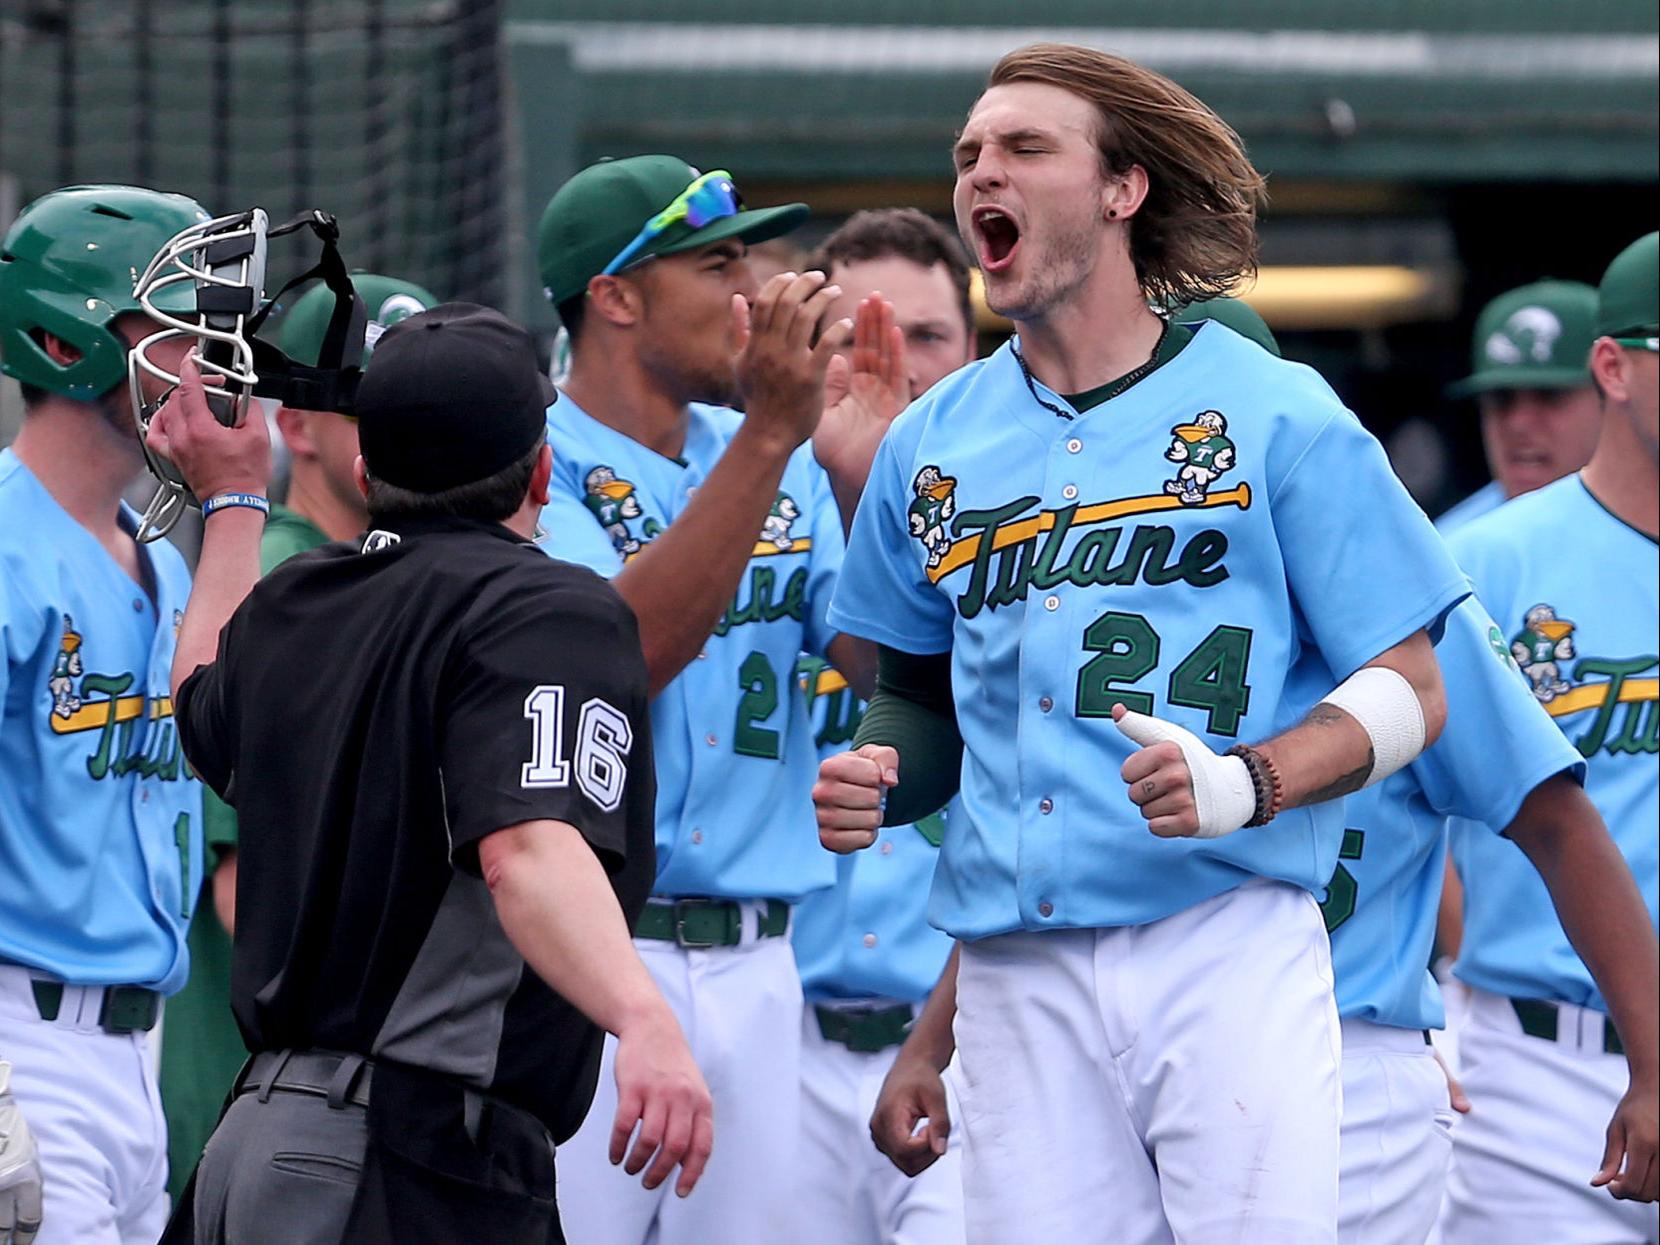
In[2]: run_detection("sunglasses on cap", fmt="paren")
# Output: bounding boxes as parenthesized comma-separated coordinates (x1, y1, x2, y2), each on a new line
(1613, 335, 1659, 353)
(601, 170, 743, 278)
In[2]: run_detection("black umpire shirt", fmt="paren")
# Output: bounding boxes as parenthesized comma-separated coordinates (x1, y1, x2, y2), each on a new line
(175, 514, 655, 1142)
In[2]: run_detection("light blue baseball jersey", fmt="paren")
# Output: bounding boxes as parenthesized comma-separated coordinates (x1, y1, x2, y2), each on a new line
(829, 323, 1469, 939)
(1446, 475, 1659, 1010)
(0, 449, 203, 993)
(790, 655, 956, 1004)
(1435, 479, 1505, 538)
(1328, 596, 1585, 1031)
(537, 394, 843, 901)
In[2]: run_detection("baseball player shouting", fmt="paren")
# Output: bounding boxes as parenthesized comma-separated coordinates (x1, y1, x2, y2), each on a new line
(532, 156, 901, 1244)
(0, 186, 210, 1245)
(815, 45, 1469, 1244)
(865, 302, 1658, 1243)
(1438, 233, 1660, 1243)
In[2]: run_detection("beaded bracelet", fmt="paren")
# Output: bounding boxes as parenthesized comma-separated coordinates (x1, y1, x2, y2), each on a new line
(201, 491, 270, 519)
(1226, 744, 1284, 827)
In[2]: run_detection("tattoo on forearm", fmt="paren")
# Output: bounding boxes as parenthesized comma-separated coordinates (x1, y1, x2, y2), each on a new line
(1299, 702, 1376, 804)
(1304, 759, 1374, 805)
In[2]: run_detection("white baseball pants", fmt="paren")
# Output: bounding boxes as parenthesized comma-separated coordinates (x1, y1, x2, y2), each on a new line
(1438, 985, 1659, 1245)
(0, 966, 169, 1245)
(555, 906, 802, 1245)
(1338, 1018, 1454, 1244)
(794, 1004, 966, 1245)
(952, 880, 1342, 1245)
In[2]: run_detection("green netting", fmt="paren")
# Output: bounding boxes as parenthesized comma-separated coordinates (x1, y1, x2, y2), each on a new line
(0, 0, 519, 316)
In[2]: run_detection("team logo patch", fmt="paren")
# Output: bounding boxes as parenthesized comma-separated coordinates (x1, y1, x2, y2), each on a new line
(44, 614, 184, 779)
(362, 294, 431, 355)
(754, 491, 810, 556)
(583, 465, 655, 557)
(1511, 603, 1577, 704)
(1507, 603, 1658, 757)
(1161, 410, 1236, 505)
(908, 465, 958, 570)
(49, 615, 85, 720)
(1485, 306, 1562, 365)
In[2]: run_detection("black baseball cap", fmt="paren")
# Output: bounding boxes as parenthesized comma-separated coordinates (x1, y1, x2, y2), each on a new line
(355, 303, 554, 493)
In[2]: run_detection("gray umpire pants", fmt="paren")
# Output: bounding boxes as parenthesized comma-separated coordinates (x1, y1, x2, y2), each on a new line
(190, 1085, 368, 1244)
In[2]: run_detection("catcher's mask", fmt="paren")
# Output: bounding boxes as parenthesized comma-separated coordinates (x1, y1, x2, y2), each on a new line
(128, 208, 366, 542)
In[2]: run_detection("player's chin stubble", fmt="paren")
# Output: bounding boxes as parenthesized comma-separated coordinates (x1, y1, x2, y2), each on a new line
(984, 221, 1098, 324)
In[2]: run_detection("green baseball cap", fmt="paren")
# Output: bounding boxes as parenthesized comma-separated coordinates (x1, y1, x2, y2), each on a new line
(1174, 296, 1280, 357)
(1595, 232, 1658, 342)
(537, 155, 808, 307)
(279, 271, 440, 369)
(1446, 280, 1597, 398)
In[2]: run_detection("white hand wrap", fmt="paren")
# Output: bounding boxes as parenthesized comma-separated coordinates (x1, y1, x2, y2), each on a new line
(0, 1060, 44, 1245)
(1318, 665, 1426, 786)
(1114, 710, 1256, 838)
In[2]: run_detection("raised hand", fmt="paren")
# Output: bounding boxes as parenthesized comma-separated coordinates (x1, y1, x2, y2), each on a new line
(733, 272, 853, 452)
(814, 294, 909, 489)
(144, 353, 271, 503)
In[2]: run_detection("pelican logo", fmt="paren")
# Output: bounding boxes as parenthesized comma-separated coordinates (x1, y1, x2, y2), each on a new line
(1485, 306, 1563, 365)
(362, 292, 432, 355)
(362, 530, 402, 553)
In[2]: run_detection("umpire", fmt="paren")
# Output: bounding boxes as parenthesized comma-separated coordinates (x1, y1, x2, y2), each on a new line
(149, 304, 713, 1244)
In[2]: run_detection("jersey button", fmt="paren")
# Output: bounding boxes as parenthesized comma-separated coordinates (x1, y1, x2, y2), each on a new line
(1043, 595, 1060, 612)
(1061, 484, 1078, 500)
(1038, 901, 1054, 918)
(862, 933, 878, 948)
(132, 598, 144, 612)
(880, 840, 894, 855)
(705, 733, 718, 747)
(1066, 438, 1082, 454)
(1039, 797, 1054, 814)
(140, 788, 150, 804)
(691, 829, 704, 844)
(697, 651, 709, 661)
(1039, 696, 1053, 712)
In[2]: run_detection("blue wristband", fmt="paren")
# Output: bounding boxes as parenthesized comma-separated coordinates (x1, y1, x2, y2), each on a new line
(201, 491, 270, 518)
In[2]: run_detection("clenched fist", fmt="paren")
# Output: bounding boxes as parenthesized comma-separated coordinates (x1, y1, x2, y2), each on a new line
(812, 744, 899, 853)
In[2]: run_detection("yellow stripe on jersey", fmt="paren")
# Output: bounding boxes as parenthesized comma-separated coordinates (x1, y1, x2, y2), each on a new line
(1544, 677, 1660, 718)
(814, 668, 849, 697)
(925, 483, 1252, 585)
(750, 537, 814, 558)
(48, 693, 173, 735)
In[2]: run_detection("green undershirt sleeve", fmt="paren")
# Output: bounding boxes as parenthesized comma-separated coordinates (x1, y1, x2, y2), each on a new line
(852, 644, 963, 826)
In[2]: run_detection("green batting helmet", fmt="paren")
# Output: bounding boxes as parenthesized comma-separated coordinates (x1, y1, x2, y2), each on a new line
(0, 184, 210, 401)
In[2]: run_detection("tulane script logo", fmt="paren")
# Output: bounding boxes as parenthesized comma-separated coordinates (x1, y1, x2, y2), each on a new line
(912, 468, 1251, 620)
(1511, 603, 1658, 758)
(45, 614, 186, 781)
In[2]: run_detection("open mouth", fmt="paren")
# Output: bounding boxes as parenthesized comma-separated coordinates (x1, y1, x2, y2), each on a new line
(973, 206, 1021, 272)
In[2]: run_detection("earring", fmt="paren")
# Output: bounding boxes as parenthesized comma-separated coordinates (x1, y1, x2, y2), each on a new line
(1108, 209, 1119, 218)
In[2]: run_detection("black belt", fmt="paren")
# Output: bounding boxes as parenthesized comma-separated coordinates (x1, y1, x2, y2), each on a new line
(814, 1002, 914, 1053)
(235, 1049, 374, 1110)
(30, 979, 160, 1034)
(1511, 997, 1625, 1056)
(635, 898, 789, 948)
